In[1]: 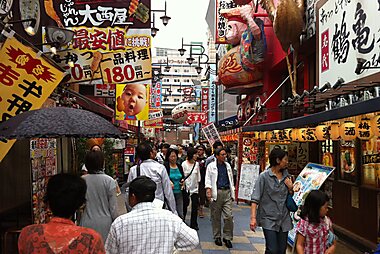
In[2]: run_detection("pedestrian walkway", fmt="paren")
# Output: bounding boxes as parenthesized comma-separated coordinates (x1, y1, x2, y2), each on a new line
(179, 203, 362, 254)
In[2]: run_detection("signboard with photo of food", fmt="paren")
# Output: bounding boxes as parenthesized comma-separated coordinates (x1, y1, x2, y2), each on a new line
(287, 162, 335, 246)
(339, 140, 357, 184)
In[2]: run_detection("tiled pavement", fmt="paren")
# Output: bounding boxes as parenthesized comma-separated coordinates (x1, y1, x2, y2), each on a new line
(179, 203, 362, 254)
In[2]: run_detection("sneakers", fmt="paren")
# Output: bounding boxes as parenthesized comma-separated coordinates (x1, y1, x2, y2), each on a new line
(223, 238, 233, 248)
(214, 237, 222, 246)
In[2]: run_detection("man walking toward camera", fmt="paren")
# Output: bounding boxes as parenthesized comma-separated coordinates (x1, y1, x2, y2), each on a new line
(205, 147, 235, 248)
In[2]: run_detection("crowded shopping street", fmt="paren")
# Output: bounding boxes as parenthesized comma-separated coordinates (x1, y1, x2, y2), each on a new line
(1, 0, 380, 253)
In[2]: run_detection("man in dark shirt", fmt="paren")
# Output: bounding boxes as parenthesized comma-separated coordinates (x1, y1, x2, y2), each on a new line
(205, 148, 235, 248)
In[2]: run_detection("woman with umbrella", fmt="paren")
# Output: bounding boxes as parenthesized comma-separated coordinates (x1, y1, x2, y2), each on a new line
(79, 150, 119, 241)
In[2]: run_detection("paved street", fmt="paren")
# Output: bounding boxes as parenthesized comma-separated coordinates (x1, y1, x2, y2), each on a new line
(179, 203, 362, 254)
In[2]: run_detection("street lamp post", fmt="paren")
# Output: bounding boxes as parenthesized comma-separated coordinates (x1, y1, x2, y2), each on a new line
(150, 1, 171, 37)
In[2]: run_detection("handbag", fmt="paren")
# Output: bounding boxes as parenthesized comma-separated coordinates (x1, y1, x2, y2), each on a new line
(286, 193, 298, 212)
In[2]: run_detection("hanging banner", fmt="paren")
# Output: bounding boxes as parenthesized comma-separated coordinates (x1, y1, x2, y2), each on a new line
(287, 163, 335, 246)
(186, 112, 208, 125)
(201, 87, 209, 123)
(0, 36, 66, 162)
(150, 80, 162, 108)
(115, 82, 150, 120)
(318, 1, 380, 86)
(209, 64, 217, 123)
(53, 0, 151, 28)
(202, 122, 223, 147)
(215, 0, 237, 44)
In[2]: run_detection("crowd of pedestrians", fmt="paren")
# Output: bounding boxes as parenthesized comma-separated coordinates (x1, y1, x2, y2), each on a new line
(18, 141, 337, 254)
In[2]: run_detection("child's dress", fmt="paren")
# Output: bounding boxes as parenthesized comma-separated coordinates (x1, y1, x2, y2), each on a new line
(296, 216, 334, 254)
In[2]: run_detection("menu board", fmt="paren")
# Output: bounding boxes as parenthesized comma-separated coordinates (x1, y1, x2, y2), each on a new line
(237, 164, 260, 201)
(30, 138, 57, 224)
(361, 137, 380, 188)
(287, 162, 335, 246)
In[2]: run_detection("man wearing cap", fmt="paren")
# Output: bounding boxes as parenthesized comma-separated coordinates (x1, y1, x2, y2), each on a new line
(127, 141, 177, 214)
(105, 176, 199, 254)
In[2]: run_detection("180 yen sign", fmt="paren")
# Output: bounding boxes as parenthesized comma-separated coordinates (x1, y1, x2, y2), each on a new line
(103, 65, 136, 83)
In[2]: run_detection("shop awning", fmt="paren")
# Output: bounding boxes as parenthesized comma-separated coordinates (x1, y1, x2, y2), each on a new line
(67, 90, 114, 119)
(242, 97, 380, 132)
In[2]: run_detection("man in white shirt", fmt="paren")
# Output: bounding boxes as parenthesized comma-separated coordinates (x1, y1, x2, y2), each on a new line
(127, 142, 177, 214)
(205, 147, 235, 248)
(105, 176, 199, 254)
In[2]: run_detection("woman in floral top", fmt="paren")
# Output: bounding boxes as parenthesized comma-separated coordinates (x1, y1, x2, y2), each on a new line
(18, 174, 105, 254)
(296, 190, 336, 254)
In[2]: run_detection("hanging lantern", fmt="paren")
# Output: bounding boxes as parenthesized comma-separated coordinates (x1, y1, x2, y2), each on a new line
(260, 131, 267, 140)
(315, 124, 329, 141)
(268, 130, 278, 140)
(251, 132, 259, 139)
(305, 128, 317, 142)
(290, 128, 299, 141)
(339, 121, 356, 140)
(284, 129, 292, 141)
(297, 128, 307, 142)
(356, 117, 373, 140)
(277, 130, 285, 141)
(329, 122, 340, 140)
(371, 114, 380, 136)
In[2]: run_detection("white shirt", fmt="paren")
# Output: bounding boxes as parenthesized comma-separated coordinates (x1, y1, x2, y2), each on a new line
(181, 160, 201, 195)
(127, 159, 177, 214)
(205, 160, 235, 201)
(105, 202, 199, 254)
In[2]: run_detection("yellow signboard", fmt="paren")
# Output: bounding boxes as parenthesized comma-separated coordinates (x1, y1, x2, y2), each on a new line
(0, 36, 66, 162)
(115, 82, 150, 121)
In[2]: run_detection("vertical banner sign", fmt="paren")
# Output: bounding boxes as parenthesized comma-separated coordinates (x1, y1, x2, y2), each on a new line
(150, 82, 156, 108)
(215, 0, 237, 44)
(115, 82, 150, 120)
(318, 1, 380, 87)
(154, 81, 162, 108)
(0, 36, 66, 162)
(201, 88, 209, 123)
(209, 64, 217, 123)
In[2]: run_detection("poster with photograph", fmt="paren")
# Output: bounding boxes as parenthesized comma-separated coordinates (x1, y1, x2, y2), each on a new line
(242, 138, 259, 164)
(115, 82, 150, 120)
(237, 164, 260, 201)
(361, 137, 380, 188)
(339, 140, 357, 184)
(287, 162, 335, 246)
(30, 138, 57, 224)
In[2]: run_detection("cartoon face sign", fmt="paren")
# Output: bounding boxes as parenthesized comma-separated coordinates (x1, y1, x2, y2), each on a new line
(117, 84, 147, 116)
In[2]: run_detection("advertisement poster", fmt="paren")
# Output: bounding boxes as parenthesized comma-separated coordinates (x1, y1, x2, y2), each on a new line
(361, 137, 380, 188)
(242, 137, 259, 164)
(144, 109, 163, 128)
(288, 163, 335, 246)
(115, 82, 150, 120)
(215, 0, 237, 43)
(31, 138, 57, 224)
(0, 36, 66, 162)
(339, 140, 357, 183)
(202, 122, 223, 147)
(237, 164, 260, 201)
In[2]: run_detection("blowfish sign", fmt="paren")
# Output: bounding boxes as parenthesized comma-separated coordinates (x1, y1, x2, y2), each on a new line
(0, 35, 66, 162)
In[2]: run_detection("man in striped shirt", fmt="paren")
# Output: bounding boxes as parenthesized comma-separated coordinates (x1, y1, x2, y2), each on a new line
(105, 176, 199, 254)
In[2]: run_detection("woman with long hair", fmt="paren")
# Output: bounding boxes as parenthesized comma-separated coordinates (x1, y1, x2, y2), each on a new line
(181, 147, 201, 230)
(164, 148, 185, 219)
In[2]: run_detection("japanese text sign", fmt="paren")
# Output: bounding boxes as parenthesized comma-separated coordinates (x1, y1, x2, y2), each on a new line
(0, 36, 66, 162)
(150, 81, 162, 108)
(144, 109, 163, 128)
(318, 1, 380, 86)
(216, 0, 237, 44)
(52, 49, 103, 83)
(202, 123, 223, 147)
(115, 82, 150, 121)
(54, 0, 151, 28)
(186, 112, 208, 125)
(201, 88, 209, 123)
(100, 29, 151, 83)
(95, 83, 116, 97)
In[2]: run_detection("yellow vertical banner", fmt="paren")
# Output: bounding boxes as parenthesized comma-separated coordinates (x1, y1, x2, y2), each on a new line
(0, 36, 66, 162)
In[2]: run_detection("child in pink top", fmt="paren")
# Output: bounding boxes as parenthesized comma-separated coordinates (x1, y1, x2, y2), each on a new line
(296, 190, 336, 254)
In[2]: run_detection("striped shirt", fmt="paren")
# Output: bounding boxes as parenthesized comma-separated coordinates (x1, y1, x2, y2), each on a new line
(105, 202, 199, 254)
